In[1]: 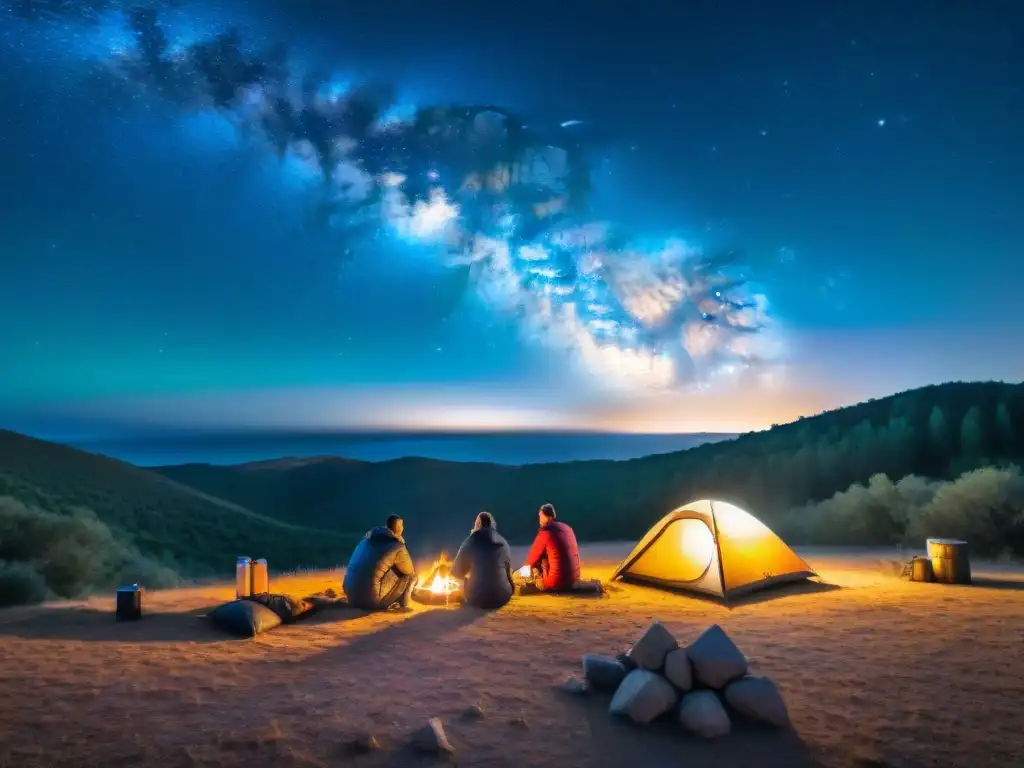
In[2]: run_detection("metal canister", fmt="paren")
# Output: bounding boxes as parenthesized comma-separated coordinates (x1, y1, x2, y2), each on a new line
(116, 583, 143, 621)
(236, 557, 252, 599)
(251, 558, 269, 596)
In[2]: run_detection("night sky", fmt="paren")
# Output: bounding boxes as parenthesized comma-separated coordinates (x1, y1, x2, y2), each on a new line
(1, 0, 1022, 439)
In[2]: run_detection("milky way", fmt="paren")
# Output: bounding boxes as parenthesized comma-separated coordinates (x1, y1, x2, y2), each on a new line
(5, 0, 784, 392)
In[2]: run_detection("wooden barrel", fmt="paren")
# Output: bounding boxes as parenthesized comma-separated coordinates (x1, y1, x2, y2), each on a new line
(911, 556, 934, 583)
(926, 538, 972, 585)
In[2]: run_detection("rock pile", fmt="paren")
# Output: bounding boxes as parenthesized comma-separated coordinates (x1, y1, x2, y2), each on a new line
(580, 621, 791, 739)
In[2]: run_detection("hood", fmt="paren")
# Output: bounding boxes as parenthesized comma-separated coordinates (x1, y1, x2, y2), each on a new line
(471, 527, 506, 547)
(366, 526, 401, 543)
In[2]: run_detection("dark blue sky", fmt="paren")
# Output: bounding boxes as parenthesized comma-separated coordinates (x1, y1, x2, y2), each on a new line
(1, 0, 1022, 438)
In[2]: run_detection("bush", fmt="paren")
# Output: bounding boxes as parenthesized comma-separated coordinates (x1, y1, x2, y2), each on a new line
(907, 466, 1024, 554)
(0, 560, 50, 606)
(0, 496, 183, 602)
(782, 465, 1024, 556)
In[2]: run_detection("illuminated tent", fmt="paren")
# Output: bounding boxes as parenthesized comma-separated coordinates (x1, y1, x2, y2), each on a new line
(611, 499, 816, 601)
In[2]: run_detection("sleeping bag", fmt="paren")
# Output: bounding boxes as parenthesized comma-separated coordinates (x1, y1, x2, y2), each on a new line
(207, 599, 283, 638)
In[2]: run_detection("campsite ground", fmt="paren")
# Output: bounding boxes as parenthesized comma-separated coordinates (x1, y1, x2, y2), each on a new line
(0, 545, 1022, 768)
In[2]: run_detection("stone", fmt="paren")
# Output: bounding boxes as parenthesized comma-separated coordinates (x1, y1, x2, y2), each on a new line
(459, 704, 485, 720)
(412, 718, 454, 753)
(346, 732, 380, 753)
(663, 648, 693, 691)
(558, 675, 589, 695)
(686, 624, 748, 689)
(609, 669, 679, 724)
(615, 652, 638, 673)
(679, 690, 731, 739)
(724, 676, 791, 728)
(625, 621, 678, 671)
(583, 654, 627, 691)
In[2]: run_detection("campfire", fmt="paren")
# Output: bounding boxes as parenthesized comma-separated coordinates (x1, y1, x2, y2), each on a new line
(412, 552, 464, 606)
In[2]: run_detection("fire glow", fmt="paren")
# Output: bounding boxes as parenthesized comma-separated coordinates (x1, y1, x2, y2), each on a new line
(413, 554, 464, 605)
(426, 571, 461, 595)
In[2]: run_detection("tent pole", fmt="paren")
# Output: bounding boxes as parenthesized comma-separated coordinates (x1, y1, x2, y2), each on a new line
(708, 500, 729, 604)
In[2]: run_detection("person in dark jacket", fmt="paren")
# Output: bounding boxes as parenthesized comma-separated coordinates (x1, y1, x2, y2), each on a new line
(343, 515, 417, 611)
(451, 511, 515, 610)
(522, 503, 581, 592)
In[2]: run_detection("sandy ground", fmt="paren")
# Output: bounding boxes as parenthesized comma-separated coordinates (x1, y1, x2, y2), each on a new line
(1, 545, 1022, 768)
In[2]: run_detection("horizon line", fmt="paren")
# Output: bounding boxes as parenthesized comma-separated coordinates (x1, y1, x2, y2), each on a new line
(10, 426, 747, 443)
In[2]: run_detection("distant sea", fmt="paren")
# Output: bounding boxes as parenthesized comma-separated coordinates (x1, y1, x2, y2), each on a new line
(66, 431, 738, 468)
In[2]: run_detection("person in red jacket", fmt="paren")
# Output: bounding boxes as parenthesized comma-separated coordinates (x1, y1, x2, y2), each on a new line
(522, 503, 581, 592)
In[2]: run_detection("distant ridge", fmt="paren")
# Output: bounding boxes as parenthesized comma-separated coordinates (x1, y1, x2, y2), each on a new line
(234, 455, 365, 471)
(152, 381, 1024, 549)
(60, 430, 738, 468)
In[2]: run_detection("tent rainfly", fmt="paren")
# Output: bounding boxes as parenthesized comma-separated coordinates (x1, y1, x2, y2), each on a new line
(611, 499, 816, 601)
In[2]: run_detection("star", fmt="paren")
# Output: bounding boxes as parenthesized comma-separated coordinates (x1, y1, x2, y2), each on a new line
(876, 119, 886, 127)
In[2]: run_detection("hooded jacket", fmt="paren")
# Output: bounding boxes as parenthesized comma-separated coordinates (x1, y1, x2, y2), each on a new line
(524, 519, 581, 591)
(343, 526, 416, 609)
(451, 527, 515, 609)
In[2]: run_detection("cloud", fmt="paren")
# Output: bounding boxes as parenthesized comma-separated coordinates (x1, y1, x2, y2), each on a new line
(12, 1, 785, 394)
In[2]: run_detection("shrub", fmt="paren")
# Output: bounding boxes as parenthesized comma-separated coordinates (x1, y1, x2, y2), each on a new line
(0, 496, 183, 601)
(783, 465, 1024, 556)
(0, 560, 50, 606)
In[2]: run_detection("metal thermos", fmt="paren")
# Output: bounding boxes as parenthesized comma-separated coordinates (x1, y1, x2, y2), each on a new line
(251, 558, 269, 596)
(236, 557, 252, 599)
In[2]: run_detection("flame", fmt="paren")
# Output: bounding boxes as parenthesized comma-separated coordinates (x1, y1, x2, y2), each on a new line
(429, 572, 459, 594)
(418, 557, 460, 596)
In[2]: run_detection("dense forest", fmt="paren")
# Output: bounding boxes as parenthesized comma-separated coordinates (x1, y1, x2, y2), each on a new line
(157, 381, 1024, 555)
(1, 381, 1022, 606)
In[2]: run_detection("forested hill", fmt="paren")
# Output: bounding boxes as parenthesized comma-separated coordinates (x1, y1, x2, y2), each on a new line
(156, 381, 1024, 553)
(0, 429, 359, 605)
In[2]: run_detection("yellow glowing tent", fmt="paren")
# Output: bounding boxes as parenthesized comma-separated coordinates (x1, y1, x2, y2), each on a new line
(611, 499, 816, 601)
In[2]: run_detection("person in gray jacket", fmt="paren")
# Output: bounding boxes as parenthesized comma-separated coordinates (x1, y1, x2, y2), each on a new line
(451, 511, 515, 610)
(343, 515, 417, 611)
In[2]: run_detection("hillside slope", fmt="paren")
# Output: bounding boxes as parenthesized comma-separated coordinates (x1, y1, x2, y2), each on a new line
(0, 430, 360, 604)
(156, 381, 1024, 551)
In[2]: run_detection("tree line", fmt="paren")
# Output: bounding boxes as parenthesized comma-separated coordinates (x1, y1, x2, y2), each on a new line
(157, 382, 1024, 557)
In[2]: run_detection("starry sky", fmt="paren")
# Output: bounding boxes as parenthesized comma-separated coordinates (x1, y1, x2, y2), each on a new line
(1, 0, 1022, 439)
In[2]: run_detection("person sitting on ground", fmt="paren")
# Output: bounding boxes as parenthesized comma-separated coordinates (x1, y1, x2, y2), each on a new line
(522, 503, 581, 592)
(451, 511, 515, 610)
(342, 514, 417, 612)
